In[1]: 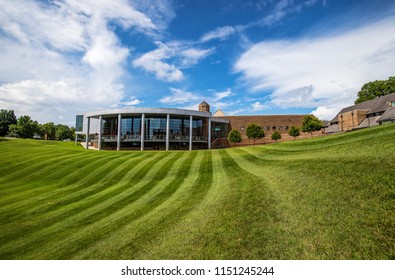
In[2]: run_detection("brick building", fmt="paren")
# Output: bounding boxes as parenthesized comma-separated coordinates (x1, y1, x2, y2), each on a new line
(326, 92, 395, 133)
(76, 101, 321, 150)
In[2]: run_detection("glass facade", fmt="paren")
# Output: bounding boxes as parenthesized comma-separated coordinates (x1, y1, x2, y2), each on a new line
(211, 122, 229, 139)
(169, 117, 190, 140)
(87, 111, 229, 151)
(121, 117, 141, 140)
(145, 116, 166, 140)
(75, 115, 83, 132)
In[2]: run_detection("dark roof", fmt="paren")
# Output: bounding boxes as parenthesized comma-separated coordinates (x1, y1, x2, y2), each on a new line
(377, 106, 395, 122)
(199, 101, 210, 106)
(330, 92, 395, 122)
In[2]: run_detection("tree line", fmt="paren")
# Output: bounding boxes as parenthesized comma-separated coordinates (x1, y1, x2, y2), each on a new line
(0, 109, 75, 140)
(227, 115, 323, 146)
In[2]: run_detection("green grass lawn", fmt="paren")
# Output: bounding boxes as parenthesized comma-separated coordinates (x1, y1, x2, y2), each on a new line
(0, 124, 394, 260)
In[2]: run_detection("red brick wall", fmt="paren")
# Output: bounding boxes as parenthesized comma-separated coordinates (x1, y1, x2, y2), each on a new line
(217, 115, 324, 146)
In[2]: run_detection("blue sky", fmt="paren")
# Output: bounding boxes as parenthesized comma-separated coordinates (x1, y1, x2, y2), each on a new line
(0, 0, 395, 125)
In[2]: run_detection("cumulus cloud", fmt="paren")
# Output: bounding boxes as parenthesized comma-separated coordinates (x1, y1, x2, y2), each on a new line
(119, 96, 142, 107)
(234, 16, 395, 119)
(0, 0, 158, 124)
(251, 101, 268, 111)
(133, 42, 213, 82)
(133, 43, 185, 82)
(160, 88, 201, 104)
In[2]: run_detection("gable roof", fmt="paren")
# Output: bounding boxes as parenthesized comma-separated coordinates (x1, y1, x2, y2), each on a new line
(331, 92, 395, 122)
(377, 106, 395, 122)
(213, 109, 225, 117)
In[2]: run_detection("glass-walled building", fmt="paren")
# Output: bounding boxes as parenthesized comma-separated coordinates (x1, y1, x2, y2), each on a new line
(79, 107, 229, 151)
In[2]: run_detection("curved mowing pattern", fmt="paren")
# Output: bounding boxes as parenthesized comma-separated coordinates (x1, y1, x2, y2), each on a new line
(0, 124, 394, 260)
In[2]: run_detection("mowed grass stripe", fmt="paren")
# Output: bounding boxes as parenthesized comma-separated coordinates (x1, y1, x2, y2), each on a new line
(83, 150, 211, 259)
(206, 149, 281, 259)
(0, 152, 102, 190)
(0, 152, 169, 256)
(17, 151, 186, 259)
(0, 151, 176, 259)
(0, 148, 74, 177)
(0, 143, 93, 180)
(0, 152, 141, 220)
(0, 152, 121, 205)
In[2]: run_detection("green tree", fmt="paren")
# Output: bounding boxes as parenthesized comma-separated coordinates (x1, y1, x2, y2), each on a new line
(0, 109, 17, 136)
(271, 130, 281, 142)
(55, 124, 72, 140)
(302, 115, 323, 138)
(355, 76, 395, 104)
(227, 129, 242, 146)
(289, 126, 300, 139)
(41, 122, 56, 140)
(9, 115, 40, 138)
(246, 123, 265, 145)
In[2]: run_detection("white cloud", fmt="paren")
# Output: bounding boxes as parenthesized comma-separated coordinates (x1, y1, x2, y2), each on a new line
(133, 43, 184, 82)
(212, 88, 233, 101)
(251, 101, 268, 111)
(180, 48, 214, 67)
(234, 16, 395, 120)
(0, 0, 158, 124)
(200, 25, 238, 42)
(160, 88, 200, 104)
(119, 97, 142, 107)
(133, 42, 213, 81)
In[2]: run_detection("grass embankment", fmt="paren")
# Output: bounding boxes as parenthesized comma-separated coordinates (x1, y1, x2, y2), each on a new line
(0, 124, 394, 259)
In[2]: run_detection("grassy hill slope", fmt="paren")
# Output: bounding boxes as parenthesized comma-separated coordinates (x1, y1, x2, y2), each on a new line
(0, 124, 394, 259)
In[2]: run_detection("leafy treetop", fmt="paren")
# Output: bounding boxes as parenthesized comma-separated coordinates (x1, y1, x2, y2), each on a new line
(246, 123, 265, 145)
(0, 109, 17, 136)
(271, 130, 281, 142)
(355, 76, 395, 104)
(302, 115, 323, 137)
(289, 126, 300, 139)
(227, 129, 242, 146)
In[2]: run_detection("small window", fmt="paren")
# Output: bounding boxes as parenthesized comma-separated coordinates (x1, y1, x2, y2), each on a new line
(272, 126, 276, 130)
(284, 126, 289, 130)
(240, 126, 245, 131)
(391, 101, 395, 107)
(278, 126, 282, 130)
(265, 126, 270, 130)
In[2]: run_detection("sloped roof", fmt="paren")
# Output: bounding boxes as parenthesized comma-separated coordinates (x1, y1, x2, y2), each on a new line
(213, 109, 225, 117)
(377, 106, 395, 122)
(330, 92, 395, 122)
(199, 100, 210, 106)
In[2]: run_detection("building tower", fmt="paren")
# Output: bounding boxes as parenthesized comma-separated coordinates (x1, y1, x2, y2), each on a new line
(198, 101, 210, 112)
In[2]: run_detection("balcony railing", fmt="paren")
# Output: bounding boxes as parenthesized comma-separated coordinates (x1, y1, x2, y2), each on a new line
(95, 134, 208, 142)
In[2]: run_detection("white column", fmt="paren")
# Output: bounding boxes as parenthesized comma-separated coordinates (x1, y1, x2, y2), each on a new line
(208, 117, 211, 150)
(98, 115, 102, 150)
(117, 114, 121, 151)
(166, 113, 170, 151)
(85, 117, 90, 150)
(189, 115, 193, 151)
(141, 113, 145, 151)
